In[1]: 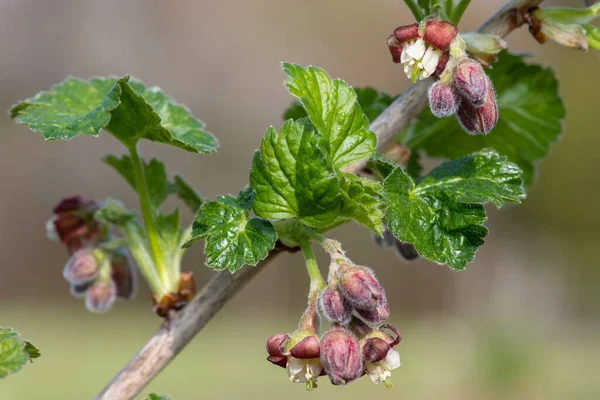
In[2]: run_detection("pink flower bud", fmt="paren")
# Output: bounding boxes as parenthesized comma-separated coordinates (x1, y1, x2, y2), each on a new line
(63, 248, 99, 285)
(266, 333, 290, 368)
(456, 76, 498, 135)
(453, 60, 488, 106)
(339, 267, 387, 311)
(355, 301, 390, 324)
(320, 325, 363, 385)
(428, 81, 460, 118)
(110, 248, 136, 300)
(319, 286, 352, 324)
(423, 20, 458, 51)
(85, 279, 116, 313)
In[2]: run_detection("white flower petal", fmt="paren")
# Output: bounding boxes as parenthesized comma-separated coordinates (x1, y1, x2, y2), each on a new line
(400, 46, 412, 63)
(306, 359, 322, 378)
(406, 38, 426, 59)
(422, 48, 442, 74)
(288, 357, 304, 375)
(383, 349, 401, 370)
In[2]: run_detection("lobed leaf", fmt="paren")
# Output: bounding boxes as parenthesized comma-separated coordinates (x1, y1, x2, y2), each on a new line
(282, 63, 377, 169)
(383, 149, 525, 270)
(10, 76, 218, 153)
(0, 327, 40, 379)
(185, 189, 277, 272)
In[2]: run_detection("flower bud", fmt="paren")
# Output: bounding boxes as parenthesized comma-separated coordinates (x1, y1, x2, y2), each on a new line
(110, 248, 136, 299)
(428, 81, 460, 118)
(320, 325, 363, 385)
(456, 75, 498, 135)
(50, 196, 101, 254)
(363, 337, 391, 363)
(338, 266, 387, 311)
(69, 282, 93, 299)
(266, 333, 290, 368)
(453, 60, 488, 106)
(63, 248, 99, 285)
(319, 286, 352, 324)
(85, 279, 116, 313)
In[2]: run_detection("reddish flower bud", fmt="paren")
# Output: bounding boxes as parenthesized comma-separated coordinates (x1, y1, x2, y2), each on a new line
(85, 280, 116, 313)
(319, 286, 352, 324)
(456, 76, 498, 135)
(339, 267, 387, 311)
(453, 60, 488, 106)
(110, 248, 136, 299)
(50, 196, 101, 254)
(423, 20, 458, 51)
(363, 337, 391, 363)
(356, 301, 390, 324)
(393, 23, 419, 43)
(428, 81, 460, 118)
(63, 248, 99, 285)
(267, 333, 290, 368)
(320, 325, 363, 385)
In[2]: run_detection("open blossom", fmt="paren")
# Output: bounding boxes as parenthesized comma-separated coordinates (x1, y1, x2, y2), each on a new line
(266, 332, 323, 390)
(401, 39, 444, 82)
(364, 346, 401, 385)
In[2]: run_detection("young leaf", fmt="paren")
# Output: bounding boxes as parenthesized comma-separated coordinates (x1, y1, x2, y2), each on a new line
(10, 76, 218, 153)
(0, 327, 40, 378)
(383, 149, 525, 270)
(337, 174, 385, 235)
(282, 63, 377, 168)
(185, 189, 277, 272)
(404, 0, 471, 24)
(250, 119, 343, 228)
(402, 52, 564, 186)
(95, 198, 136, 226)
(283, 88, 395, 124)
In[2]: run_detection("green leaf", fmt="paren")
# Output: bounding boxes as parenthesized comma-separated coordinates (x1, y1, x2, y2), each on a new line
(383, 149, 525, 270)
(185, 189, 277, 272)
(250, 119, 343, 228)
(147, 394, 171, 400)
(0, 327, 39, 378)
(401, 52, 565, 186)
(10, 76, 218, 153)
(403, 0, 470, 23)
(338, 174, 385, 235)
(95, 198, 136, 226)
(283, 87, 395, 124)
(172, 174, 205, 212)
(105, 155, 173, 209)
(282, 63, 376, 169)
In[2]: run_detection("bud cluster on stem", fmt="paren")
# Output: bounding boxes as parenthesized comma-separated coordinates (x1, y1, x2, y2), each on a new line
(388, 18, 501, 135)
(266, 233, 402, 389)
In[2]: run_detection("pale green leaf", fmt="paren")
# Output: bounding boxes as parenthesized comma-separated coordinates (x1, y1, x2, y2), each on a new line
(0, 327, 39, 379)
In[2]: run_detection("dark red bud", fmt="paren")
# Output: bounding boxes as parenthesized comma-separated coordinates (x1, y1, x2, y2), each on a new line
(52, 196, 101, 254)
(110, 249, 136, 299)
(355, 301, 390, 324)
(393, 23, 420, 43)
(423, 20, 458, 51)
(63, 248, 99, 285)
(320, 325, 363, 385)
(85, 280, 116, 313)
(53, 196, 97, 214)
(289, 335, 321, 359)
(428, 81, 460, 118)
(267, 333, 289, 368)
(363, 337, 391, 363)
(339, 267, 387, 311)
(319, 286, 352, 324)
(456, 76, 498, 135)
(453, 60, 488, 106)
(387, 35, 403, 63)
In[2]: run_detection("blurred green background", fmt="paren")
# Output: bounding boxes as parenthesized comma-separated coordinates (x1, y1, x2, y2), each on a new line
(1, 0, 599, 399)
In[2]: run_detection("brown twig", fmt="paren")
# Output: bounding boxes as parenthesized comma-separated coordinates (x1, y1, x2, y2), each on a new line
(95, 1, 543, 398)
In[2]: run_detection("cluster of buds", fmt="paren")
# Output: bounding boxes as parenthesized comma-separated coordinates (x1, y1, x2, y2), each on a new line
(387, 19, 501, 135)
(266, 254, 402, 389)
(47, 196, 136, 312)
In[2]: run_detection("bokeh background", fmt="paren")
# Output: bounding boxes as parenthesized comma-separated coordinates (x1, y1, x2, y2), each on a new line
(1, 0, 599, 399)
